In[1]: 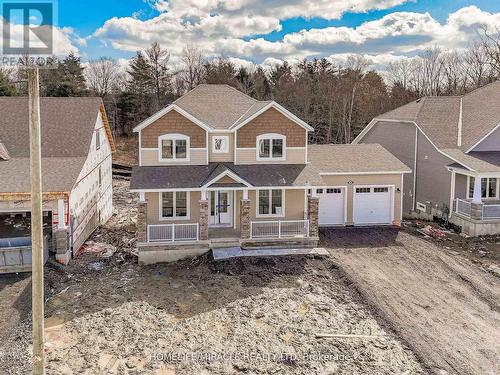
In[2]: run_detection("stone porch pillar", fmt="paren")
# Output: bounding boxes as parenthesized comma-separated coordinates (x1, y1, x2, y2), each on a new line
(199, 199, 209, 241)
(470, 202, 484, 220)
(240, 198, 251, 239)
(137, 199, 148, 243)
(308, 195, 319, 238)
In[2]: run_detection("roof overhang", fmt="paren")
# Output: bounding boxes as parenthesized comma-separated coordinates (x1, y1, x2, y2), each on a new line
(201, 168, 253, 189)
(133, 104, 213, 133)
(319, 170, 411, 176)
(230, 101, 314, 132)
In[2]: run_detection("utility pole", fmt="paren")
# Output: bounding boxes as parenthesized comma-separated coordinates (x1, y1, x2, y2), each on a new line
(28, 67, 45, 375)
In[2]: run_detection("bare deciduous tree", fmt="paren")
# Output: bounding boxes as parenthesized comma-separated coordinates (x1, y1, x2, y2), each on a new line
(180, 45, 205, 91)
(85, 57, 122, 97)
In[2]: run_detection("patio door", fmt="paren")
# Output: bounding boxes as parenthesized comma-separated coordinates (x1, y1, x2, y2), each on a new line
(209, 191, 233, 226)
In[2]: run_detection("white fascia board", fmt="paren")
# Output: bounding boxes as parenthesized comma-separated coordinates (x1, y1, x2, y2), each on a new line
(355, 118, 477, 172)
(201, 169, 253, 188)
(352, 119, 378, 144)
(319, 171, 412, 176)
(133, 104, 212, 133)
(465, 120, 500, 153)
(230, 102, 314, 132)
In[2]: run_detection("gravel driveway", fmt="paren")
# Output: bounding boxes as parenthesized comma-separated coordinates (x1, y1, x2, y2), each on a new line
(323, 227, 500, 375)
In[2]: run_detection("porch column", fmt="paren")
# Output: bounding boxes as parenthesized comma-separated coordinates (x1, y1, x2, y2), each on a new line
(57, 198, 67, 229)
(240, 192, 251, 239)
(471, 176, 483, 220)
(199, 192, 209, 241)
(308, 194, 319, 238)
(137, 195, 148, 243)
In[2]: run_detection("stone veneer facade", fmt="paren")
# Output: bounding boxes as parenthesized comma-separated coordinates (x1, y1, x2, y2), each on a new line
(199, 199, 209, 240)
(240, 199, 251, 239)
(308, 195, 319, 238)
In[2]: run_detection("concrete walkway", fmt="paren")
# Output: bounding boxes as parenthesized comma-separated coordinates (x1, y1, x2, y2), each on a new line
(212, 247, 329, 261)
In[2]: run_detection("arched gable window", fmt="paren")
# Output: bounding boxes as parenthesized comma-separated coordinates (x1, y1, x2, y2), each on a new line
(256, 133, 286, 161)
(158, 134, 190, 161)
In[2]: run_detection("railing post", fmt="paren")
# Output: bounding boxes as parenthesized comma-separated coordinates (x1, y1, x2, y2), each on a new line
(250, 222, 253, 239)
(146, 225, 150, 242)
(171, 224, 175, 242)
(278, 221, 282, 238)
(197, 223, 200, 240)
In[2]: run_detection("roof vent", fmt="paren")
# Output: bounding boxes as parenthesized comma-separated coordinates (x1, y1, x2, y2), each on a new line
(0, 141, 10, 161)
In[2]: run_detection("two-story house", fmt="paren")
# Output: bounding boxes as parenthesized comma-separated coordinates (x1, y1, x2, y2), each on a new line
(354, 81, 500, 236)
(130, 84, 410, 264)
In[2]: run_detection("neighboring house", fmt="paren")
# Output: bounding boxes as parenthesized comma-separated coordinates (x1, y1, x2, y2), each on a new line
(130, 84, 410, 264)
(354, 81, 500, 236)
(0, 97, 115, 269)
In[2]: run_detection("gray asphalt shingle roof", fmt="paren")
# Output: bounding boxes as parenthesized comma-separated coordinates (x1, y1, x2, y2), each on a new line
(130, 144, 410, 190)
(174, 84, 258, 130)
(0, 97, 103, 193)
(375, 81, 500, 152)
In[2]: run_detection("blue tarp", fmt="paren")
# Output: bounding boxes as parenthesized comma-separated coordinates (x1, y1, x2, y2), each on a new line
(0, 237, 31, 248)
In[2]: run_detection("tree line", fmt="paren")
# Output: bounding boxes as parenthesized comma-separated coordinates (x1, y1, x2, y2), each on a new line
(1, 30, 499, 143)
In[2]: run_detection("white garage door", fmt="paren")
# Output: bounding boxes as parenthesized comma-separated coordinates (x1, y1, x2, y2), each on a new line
(353, 186, 392, 225)
(317, 188, 345, 225)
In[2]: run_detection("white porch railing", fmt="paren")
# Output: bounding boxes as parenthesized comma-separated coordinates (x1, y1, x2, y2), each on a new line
(482, 204, 500, 219)
(455, 198, 472, 217)
(147, 223, 199, 242)
(251, 220, 309, 239)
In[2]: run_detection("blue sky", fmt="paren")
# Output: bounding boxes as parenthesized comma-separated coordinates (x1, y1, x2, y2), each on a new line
(5, 0, 500, 66)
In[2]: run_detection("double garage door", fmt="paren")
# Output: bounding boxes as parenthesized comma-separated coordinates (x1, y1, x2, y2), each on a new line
(317, 186, 393, 226)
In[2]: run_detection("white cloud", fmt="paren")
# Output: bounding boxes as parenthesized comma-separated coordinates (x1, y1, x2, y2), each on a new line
(92, 3, 500, 69)
(0, 18, 80, 56)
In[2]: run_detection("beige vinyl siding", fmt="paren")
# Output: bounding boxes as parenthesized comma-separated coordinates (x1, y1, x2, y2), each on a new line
(321, 174, 403, 224)
(208, 133, 234, 162)
(248, 189, 306, 221)
(146, 191, 200, 225)
(140, 148, 207, 166)
(235, 147, 306, 164)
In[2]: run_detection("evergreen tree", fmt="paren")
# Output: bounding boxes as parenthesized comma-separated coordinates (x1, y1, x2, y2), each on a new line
(41, 53, 87, 96)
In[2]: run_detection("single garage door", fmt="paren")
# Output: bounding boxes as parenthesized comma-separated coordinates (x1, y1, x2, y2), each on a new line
(318, 188, 345, 225)
(353, 186, 392, 225)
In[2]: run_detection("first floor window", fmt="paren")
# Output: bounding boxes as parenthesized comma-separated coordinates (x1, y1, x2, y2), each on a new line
(159, 134, 189, 161)
(258, 189, 283, 216)
(161, 192, 188, 219)
(257, 134, 285, 160)
(468, 177, 499, 199)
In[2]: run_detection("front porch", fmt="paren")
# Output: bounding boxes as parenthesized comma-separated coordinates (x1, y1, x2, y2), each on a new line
(451, 172, 500, 235)
(136, 187, 319, 263)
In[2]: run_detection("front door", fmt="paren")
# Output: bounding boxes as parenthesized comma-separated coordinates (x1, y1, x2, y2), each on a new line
(209, 191, 233, 226)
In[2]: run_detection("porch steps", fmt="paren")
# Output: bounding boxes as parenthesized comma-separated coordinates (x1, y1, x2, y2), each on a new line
(212, 247, 329, 261)
(210, 237, 240, 249)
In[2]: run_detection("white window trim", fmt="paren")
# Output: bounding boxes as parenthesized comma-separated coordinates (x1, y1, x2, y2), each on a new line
(256, 133, 286, 161)
(467, 176, 499, 199)
(159, 191, 190, 221)
(212, 135, 229, 154)
(158, 133, 190, 162)
(256, 189, 285, 218)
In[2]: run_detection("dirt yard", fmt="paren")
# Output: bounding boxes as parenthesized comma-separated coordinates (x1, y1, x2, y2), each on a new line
(1, 177, 498, 374)
(1, 254, 426, 374)
(323, 227, 500, 375)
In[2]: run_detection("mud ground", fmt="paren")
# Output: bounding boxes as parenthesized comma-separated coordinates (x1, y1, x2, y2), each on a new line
(323, 227, 500, 375)
(1, 176, 498, 374)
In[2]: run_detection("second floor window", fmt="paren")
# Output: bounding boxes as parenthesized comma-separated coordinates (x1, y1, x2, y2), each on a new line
(159, 134, 189, 161)
(257, 134, 285, 160)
